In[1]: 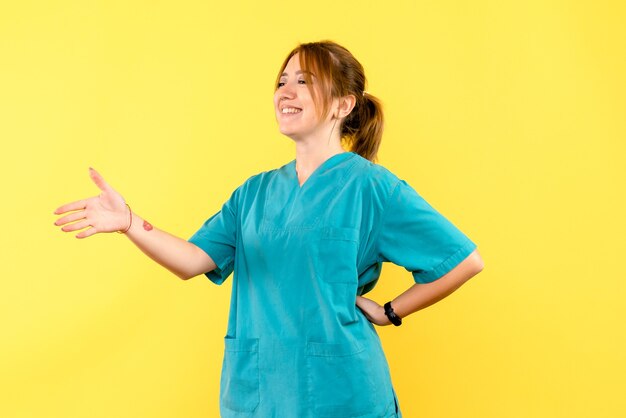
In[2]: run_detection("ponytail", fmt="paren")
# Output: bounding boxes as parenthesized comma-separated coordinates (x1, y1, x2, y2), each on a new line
(342, 92, 384, 163)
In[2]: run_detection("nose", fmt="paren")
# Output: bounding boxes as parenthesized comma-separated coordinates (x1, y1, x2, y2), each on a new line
(278, 81, 296, 101)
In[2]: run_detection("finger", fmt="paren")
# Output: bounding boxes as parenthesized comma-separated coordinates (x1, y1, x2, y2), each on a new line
(76, 226, 98, 239)
(54, 198, 89, 215)
(359, 308, 374, 323)
(61, 219, 91, 233)
(355, 298, 371, 316)
(355, 296, 373, 309)
(54, 211, 86, 227)
(88, 167, 111, 193)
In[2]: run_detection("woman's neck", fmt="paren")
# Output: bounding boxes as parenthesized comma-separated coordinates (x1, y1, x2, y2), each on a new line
(291, 114, 346, 185)
(294, 139, 345, 186)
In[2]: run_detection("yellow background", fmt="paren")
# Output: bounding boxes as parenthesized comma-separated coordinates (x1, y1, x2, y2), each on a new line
(1, 1, 624, 417)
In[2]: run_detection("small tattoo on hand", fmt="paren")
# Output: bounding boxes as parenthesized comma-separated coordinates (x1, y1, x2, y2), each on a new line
(143, 220, 153, 231)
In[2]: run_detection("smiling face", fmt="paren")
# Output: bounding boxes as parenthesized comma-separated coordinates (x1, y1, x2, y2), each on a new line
(273, 53, 335, 142)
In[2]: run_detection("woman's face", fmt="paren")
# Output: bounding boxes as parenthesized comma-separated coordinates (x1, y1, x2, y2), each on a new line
(274, 53, 332, 141)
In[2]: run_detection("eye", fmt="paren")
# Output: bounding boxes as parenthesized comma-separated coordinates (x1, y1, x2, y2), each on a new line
(298, 79, 306, 84)
(277, 82, 285, 88)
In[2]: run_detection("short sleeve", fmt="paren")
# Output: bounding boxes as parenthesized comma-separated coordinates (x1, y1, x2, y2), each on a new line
(376, 180, 477, 284)
(188, 187, 240, 285)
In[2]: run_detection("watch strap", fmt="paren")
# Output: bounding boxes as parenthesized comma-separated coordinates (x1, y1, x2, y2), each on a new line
(384, 301, 402, 326)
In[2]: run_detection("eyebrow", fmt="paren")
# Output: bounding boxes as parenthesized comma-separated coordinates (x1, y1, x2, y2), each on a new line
(280, 70, 315, 77)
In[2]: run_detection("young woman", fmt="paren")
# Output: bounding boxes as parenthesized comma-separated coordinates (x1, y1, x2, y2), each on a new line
(54, 40, 484, 418)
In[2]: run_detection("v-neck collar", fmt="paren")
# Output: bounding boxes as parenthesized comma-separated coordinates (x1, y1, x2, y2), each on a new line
(291, 152, 355, 189)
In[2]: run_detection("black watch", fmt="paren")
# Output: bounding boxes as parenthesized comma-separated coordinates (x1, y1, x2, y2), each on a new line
(384, 301, 402, 326)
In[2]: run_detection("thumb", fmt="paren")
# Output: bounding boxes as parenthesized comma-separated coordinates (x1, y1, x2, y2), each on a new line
(88, 167, 111, 192)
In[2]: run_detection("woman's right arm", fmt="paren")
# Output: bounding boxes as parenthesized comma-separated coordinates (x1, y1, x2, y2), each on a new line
(53, 167, 216, 280)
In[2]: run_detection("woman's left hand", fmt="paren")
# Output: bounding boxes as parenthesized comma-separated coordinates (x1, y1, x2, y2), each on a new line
(355, 296, 391, 326)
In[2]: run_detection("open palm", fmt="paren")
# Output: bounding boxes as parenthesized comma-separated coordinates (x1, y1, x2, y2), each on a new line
(54, 168, 130, 238)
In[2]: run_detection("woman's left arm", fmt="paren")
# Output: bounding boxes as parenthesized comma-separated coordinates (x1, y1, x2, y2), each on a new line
(356, 249, 484, 326)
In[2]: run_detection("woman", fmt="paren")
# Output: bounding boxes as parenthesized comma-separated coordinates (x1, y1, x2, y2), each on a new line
(54, 40, 484, 417)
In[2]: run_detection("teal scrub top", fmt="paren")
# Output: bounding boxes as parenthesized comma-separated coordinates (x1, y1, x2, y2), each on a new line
(188, 151, 477, 418)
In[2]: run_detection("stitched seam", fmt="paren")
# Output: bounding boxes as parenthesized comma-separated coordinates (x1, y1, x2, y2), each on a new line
(373, 179, 403, 264)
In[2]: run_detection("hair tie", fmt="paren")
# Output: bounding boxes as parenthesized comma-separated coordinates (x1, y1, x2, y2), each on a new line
(362, 90, 369, 97)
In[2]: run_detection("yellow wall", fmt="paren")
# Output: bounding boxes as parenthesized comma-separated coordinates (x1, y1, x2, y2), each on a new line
(1, 1, 624, 417)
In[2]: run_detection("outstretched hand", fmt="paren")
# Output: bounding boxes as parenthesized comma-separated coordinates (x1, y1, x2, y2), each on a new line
(355, 296, 391, 326)
(53, 168, 130, 239)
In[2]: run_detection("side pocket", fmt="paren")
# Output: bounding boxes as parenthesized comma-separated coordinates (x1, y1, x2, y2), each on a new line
(220, 337, 260, 413)
(305, 340, 394, 417)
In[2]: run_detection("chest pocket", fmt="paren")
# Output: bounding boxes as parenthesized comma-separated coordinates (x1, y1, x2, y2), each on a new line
(317, 227, 360, 283)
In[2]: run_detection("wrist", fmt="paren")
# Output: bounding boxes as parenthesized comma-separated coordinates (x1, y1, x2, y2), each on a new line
(383, 301, 402, 326)
(117, 203, 132, 234)
(379, 305, 392, 325)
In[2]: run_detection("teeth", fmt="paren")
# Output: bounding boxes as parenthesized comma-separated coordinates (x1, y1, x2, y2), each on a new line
(282, 107, 302, 114)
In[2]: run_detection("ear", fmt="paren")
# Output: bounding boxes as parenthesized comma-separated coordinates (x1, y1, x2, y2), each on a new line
(335, 94, 357, 119)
